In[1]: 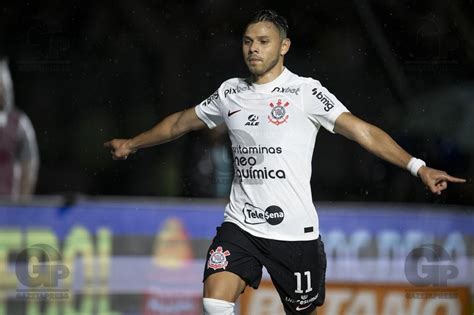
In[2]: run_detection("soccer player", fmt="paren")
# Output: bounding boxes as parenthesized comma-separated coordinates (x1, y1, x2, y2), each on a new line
(104, 10, 465, 315)
(0, 58, 39, 199)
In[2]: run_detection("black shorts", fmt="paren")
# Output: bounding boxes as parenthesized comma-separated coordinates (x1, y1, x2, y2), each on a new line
(203, 222, 327, 314)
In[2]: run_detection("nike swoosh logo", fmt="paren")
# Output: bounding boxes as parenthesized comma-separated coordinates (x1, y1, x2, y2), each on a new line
(295, 304, 312, 311)
(228, 109, 241, 117)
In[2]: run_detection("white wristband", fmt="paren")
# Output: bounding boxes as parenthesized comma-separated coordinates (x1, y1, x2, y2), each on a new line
(407, 157, 426, 177)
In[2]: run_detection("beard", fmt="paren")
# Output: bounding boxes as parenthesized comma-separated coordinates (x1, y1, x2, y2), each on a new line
(247, 53, 280, 76)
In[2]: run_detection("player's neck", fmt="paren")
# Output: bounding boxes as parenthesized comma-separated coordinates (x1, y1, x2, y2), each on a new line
(252, 64, 285, 85)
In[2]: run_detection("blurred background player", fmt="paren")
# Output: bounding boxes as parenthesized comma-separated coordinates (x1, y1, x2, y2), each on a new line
(0, 58, 39, 199)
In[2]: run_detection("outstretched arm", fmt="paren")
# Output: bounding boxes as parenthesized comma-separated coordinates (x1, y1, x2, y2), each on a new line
(104, 107, 206, 160)
(334, 112, 466, 195)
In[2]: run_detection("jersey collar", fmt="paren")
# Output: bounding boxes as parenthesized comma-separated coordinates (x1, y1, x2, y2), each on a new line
(251, 67, 291, 92)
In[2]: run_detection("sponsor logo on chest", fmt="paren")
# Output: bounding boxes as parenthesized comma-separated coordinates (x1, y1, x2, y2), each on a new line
(271, 86, 300, 95)
(224, 85, 250, 98)
(245, 114, 259, 126)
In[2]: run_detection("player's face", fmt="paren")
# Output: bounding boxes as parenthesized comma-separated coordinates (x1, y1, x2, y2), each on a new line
(242, 22, 290, 77)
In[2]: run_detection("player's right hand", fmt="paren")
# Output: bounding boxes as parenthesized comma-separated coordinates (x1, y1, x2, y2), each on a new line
(103, 139, 136, 160)
(418, 166, 466, 195)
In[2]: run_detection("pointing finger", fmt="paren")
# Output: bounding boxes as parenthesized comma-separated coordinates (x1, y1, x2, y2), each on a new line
(437, 174, 466, 183)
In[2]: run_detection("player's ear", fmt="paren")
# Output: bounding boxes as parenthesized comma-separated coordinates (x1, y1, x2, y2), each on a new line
(280, 38, 291, 56)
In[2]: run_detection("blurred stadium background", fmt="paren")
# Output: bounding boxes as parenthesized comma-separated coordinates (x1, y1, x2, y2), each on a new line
(0, 0, 473, 314)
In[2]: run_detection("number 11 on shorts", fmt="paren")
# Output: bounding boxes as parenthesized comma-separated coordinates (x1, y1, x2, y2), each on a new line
(294, 271, 312, 293)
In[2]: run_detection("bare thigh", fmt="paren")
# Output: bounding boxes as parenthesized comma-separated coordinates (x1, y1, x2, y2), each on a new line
(203, 271, 247, 302)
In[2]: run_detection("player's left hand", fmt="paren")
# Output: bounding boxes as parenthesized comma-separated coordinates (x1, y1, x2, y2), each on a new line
(418, 166, 466, 195)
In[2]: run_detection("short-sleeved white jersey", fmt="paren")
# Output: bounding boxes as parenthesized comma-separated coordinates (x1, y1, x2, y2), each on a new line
(195, 68, 349, 241)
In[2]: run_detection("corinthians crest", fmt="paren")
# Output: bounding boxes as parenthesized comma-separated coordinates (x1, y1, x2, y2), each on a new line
(207, 246, 230, 270)
(268, 99, 289, 125)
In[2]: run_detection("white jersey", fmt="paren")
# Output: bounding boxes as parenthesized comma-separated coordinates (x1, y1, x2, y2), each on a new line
(195, 68, 349, 241)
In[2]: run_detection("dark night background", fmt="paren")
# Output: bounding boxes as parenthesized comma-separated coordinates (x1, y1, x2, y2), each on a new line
(1, 0, 472, 205)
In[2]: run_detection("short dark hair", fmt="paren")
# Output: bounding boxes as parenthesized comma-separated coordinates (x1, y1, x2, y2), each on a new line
(246, 9, 289, 38)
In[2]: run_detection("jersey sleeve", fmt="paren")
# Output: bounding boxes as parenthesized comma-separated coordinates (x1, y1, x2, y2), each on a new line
(194, 85, 226, 129)
(303, 80, 349, 133)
